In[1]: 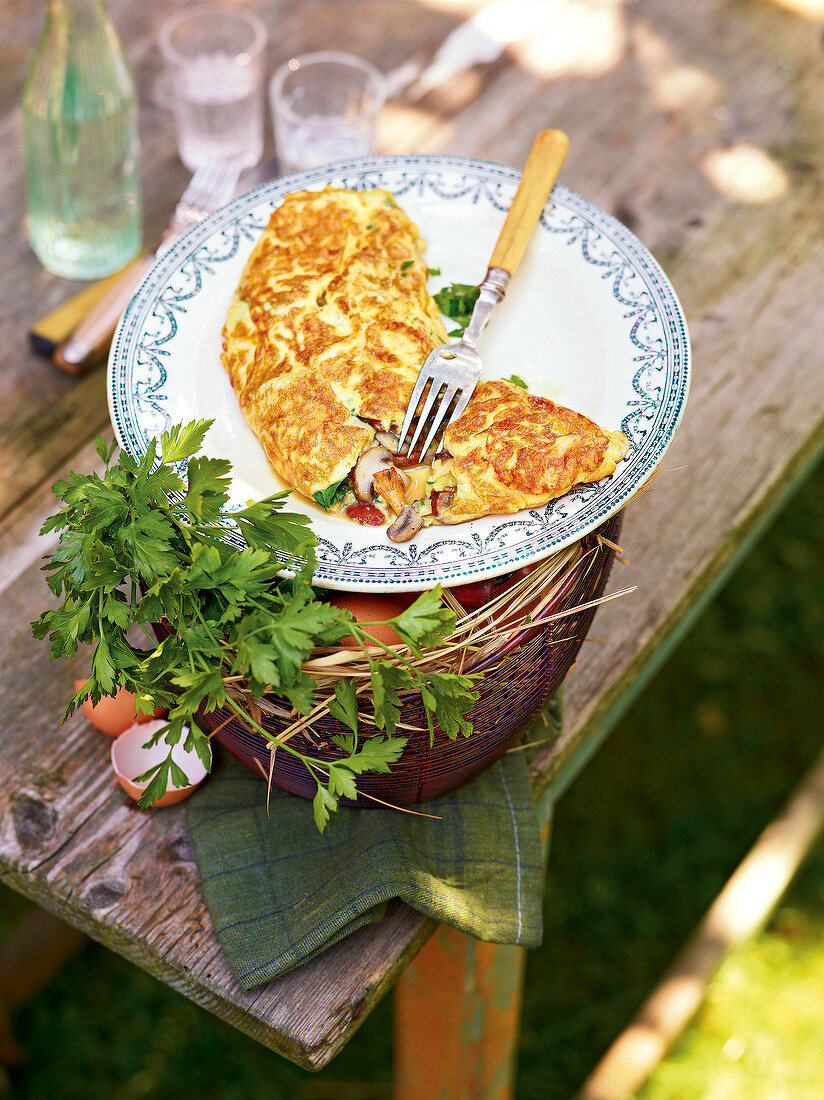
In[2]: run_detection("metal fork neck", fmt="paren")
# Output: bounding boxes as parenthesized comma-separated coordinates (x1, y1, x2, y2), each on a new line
(481, 267, 511, 298)
(462, 267, 510, 347)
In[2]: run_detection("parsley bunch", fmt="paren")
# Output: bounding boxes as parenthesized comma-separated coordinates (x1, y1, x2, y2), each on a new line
(32, 421, 478, 830)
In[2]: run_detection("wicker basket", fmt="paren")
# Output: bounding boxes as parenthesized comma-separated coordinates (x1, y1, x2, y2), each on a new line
(199, 511, 623, 806)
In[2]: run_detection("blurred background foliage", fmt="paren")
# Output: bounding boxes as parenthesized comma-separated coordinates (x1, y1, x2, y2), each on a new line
(2, 456, 822, 1100)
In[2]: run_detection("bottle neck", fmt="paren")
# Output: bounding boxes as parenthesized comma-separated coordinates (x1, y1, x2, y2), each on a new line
(47, 0, 111, 34)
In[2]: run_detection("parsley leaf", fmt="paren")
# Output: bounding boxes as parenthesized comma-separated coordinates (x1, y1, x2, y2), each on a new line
(181, 455, 232, 522)
(331, 734, 407, 774)
(137, 759, 173, 810)
(160, 420, 213, 464)
(390, 587, 456, 655)
(370, 662, 416, 736)
(328, 678, 359, 734)
(234, 494, 316, 572)
(434, 283, 480, 335)
(313, 784, 338, 832)
(421, 672, 477, 741)
(313, 478, 349, 511)
(326, 764, 358, 801)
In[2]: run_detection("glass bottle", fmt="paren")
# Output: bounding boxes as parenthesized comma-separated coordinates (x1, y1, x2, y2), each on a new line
(21, 0, 142, 280)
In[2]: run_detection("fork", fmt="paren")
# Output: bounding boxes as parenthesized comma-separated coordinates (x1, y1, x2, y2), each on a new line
(161, 160, 244, 237)
(54, 159, 243, 375)
(396, 129, 569, 459)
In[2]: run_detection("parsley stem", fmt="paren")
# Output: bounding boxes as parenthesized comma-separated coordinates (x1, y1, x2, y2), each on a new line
(348, 624, 441, 732)
(222, 693, 342, 779)
(350, 625, 421, 674)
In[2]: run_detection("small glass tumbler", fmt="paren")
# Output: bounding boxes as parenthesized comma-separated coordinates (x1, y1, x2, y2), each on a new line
(159, 4, 266, 170)
(269, 51, 386, 175)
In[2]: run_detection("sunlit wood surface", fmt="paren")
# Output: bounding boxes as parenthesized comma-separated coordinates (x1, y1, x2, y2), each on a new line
(1, 0, 822, 1069)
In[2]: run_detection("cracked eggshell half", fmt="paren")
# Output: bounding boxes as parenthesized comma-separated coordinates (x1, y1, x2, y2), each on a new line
(75, 679, 167, 738)
(111, 719, 211, 808)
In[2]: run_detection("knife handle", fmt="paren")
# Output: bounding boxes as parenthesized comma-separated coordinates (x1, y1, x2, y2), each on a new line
(52, 249, 160, 375)
(489, 129, 569, 276)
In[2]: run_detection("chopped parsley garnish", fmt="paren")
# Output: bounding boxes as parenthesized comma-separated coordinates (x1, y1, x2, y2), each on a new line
(427, 266, 441, 277)
(434, 283, 480, 336)
(507, 374, 528, 389)
(313, 478, 349, 510)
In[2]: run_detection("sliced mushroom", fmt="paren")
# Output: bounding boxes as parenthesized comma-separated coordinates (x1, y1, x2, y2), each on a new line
(374, 429, 400, 453)
(387, 502, 423, 543)
(352, 445, 393, 503)
(431, 487, 456, 516)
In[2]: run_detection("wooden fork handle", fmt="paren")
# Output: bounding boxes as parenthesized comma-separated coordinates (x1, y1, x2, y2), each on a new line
(52, 227, 175, 375)
(489, 129, 569, 276)
(52, 252, 158, 375)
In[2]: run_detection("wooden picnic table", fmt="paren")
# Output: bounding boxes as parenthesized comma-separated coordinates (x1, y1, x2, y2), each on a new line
(1, 0, 823, 1086)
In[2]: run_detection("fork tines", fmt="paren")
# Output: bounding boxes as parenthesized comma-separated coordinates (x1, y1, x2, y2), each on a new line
(172, 160, 243, 233)
(396, 353, 474, 460)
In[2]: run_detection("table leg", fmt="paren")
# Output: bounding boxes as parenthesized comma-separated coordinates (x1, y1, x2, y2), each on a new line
(392, 788, 552, 1100)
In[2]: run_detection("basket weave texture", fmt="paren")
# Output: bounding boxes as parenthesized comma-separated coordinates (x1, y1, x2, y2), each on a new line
(201, 511, 623, 806)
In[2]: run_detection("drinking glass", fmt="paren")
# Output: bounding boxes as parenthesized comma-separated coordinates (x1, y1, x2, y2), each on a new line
(269, 52, 386, 175)
(159, 4, 266, 170)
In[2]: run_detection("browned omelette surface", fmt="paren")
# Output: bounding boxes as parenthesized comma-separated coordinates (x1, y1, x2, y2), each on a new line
(438, 380, 630, 524)
(221, 187, 448, 496)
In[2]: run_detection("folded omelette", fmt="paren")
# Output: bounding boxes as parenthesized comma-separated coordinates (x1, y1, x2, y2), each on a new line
(221, 187, 630, 541)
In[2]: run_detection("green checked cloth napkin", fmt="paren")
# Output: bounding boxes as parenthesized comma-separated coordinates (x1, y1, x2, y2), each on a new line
(185, 699, 558, 989)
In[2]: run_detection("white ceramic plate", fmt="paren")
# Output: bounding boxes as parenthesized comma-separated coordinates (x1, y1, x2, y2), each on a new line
(109, 155, 690, 592)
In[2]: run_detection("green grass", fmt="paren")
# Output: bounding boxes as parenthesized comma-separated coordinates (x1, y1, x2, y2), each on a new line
(641, 874, 824, 1100)
(2, 457, 823, 1099)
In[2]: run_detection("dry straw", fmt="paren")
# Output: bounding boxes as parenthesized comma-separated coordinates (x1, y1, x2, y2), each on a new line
(223, 537, 633, 753)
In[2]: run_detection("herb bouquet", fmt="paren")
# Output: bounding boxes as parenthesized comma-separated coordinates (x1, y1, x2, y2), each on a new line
(33, 421, 622, 831)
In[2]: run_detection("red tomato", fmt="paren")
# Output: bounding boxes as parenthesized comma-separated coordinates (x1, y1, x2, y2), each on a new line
(448, 578, 495, 609)
(499, 566, 534, 589)
(345, 503, 385, 526)
(329, 592, 411, 647)
(74, 679, 167, 738)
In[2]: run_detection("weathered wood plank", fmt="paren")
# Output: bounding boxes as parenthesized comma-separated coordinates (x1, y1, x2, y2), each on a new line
(537, 167, 824, 782)
(1, 0, 823, 1073)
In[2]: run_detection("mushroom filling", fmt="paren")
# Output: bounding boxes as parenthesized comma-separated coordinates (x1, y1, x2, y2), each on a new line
(387, 503, 423, 543)
(315, 423, 457, 540)
(352, 444, 394, 503)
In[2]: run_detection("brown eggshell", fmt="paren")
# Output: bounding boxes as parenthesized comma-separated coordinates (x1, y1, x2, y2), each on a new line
(75, 679, 167, 738)
(110, 720, 211, 809)
(329, 592, 412, 648)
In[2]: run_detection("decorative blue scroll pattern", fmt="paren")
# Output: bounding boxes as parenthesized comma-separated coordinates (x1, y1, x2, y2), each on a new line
(111, 210, 268, 443)
(109, 155, 690, 589)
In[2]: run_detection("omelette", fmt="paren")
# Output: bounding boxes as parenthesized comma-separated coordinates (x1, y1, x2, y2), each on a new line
(221, 187, 630, 542)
